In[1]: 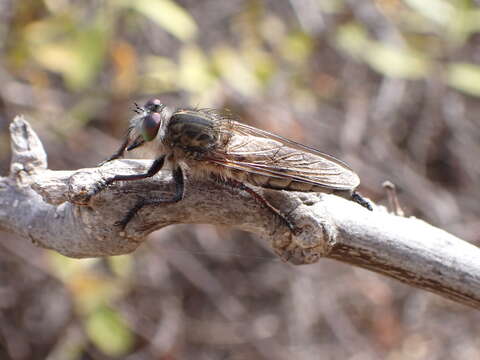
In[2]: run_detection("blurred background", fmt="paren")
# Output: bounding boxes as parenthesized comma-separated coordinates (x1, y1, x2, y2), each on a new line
(1, 0, 480, 359)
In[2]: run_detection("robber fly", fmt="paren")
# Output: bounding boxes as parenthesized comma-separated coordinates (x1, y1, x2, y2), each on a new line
(97, 98, 372, 230)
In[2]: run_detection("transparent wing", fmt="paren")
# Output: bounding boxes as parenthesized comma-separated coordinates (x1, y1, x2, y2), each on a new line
(206, 120, 360, 190)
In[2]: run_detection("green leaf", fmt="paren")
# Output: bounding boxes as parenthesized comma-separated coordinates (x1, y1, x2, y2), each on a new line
(25, 18, 107, 90)
(365, 43, 430, 79)
(107, 255, 134, 278)
(449, 9, 480, 43)
(86, 306, 134, 357)
(47, 253, 99, 281)
(47, 254, 128, 314)
(213, 46, 261, 97)
(403, 0, 453, 26)
(143, 55, 179, 92)
(448, 63, 480, 97)
(335, 23, 370, 58)
(178, 45, 216, 93)
(130, 0, 197, 41)
(281, 31, 314, 64)
(318, 0, 345, 13)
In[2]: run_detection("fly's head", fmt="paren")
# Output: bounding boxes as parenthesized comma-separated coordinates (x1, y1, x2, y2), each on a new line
(127, 98, 169, 152)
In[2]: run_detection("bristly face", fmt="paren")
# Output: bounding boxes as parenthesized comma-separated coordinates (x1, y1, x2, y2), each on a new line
(127, 98, 167, 151)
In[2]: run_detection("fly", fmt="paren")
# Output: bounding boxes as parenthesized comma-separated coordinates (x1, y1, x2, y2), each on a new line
(96, 98, 372, 230)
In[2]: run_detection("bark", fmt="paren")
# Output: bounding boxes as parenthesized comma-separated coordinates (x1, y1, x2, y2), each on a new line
(2, 116, 480, 310)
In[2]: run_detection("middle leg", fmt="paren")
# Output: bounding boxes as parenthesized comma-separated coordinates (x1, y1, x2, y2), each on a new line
(115, 165, 185, 228)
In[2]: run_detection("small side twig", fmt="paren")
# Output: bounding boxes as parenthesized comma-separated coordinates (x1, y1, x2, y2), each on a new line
(383, 180, 405, 216)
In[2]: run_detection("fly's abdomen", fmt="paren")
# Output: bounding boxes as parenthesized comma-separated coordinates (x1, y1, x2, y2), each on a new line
(166, 110, 218, 153)
(241, 171, 298, 190)
(232, 170, 338, 193)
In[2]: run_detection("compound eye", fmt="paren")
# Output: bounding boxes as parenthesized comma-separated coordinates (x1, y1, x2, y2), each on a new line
(141, 112, 161, 141)
(144, 98, 163, 113)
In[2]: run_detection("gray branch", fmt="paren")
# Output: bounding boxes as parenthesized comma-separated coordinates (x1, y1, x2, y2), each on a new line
(2, 116, 480, 310)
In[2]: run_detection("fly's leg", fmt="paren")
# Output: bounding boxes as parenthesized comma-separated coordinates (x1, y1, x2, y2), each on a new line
(222, 178, 300, 235)
(115, 165, 185, 228)
(92, 155, 166, 196)
(98, 136, 131, 166)
(351, 191, 373, 211)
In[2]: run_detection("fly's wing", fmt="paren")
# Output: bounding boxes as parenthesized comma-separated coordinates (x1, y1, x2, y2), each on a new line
(207, 120, 360, 191)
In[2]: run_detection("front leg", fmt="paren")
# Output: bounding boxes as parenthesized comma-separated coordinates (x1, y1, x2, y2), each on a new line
(115, 165, 185, 228)
(92, 155, 166, 196)
(98, 136, 131, 166)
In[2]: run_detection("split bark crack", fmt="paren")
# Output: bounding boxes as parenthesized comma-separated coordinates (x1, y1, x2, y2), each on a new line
(2, 116, 480, 310)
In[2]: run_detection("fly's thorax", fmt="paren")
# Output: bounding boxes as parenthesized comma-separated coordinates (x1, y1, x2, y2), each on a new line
(178, 156, 231, 181)
(133, 138, 168, 158)
(164, 110, 221, 156)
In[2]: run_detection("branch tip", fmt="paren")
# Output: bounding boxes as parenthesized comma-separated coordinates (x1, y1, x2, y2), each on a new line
(9, 115, 47, 176)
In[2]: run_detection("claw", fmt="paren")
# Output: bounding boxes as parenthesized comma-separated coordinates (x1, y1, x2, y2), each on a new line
(113, 201, 144, 229)
(114, 219, 128, 229)
(90, 178, 114, 197)
(290, 225, 302, 237)
(114, 210, 137, 229)
(278, 215, 301, 236)
(114, 212, 135, 229)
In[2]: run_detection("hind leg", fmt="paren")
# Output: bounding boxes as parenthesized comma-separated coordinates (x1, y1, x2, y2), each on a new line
(219, 177, 299, 235)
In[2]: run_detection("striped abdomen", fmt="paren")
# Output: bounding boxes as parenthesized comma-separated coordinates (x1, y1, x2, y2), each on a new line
(229, 168, 337, 194)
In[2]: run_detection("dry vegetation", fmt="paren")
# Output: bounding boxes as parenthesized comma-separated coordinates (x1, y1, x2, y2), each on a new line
(1, 1, 480, 359)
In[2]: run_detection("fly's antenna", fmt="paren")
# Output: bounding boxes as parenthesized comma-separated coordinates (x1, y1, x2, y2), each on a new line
(131, 102, 143, 114)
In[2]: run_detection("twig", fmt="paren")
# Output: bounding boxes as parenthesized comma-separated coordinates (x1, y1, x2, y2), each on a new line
(1, 116, 480, 309)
